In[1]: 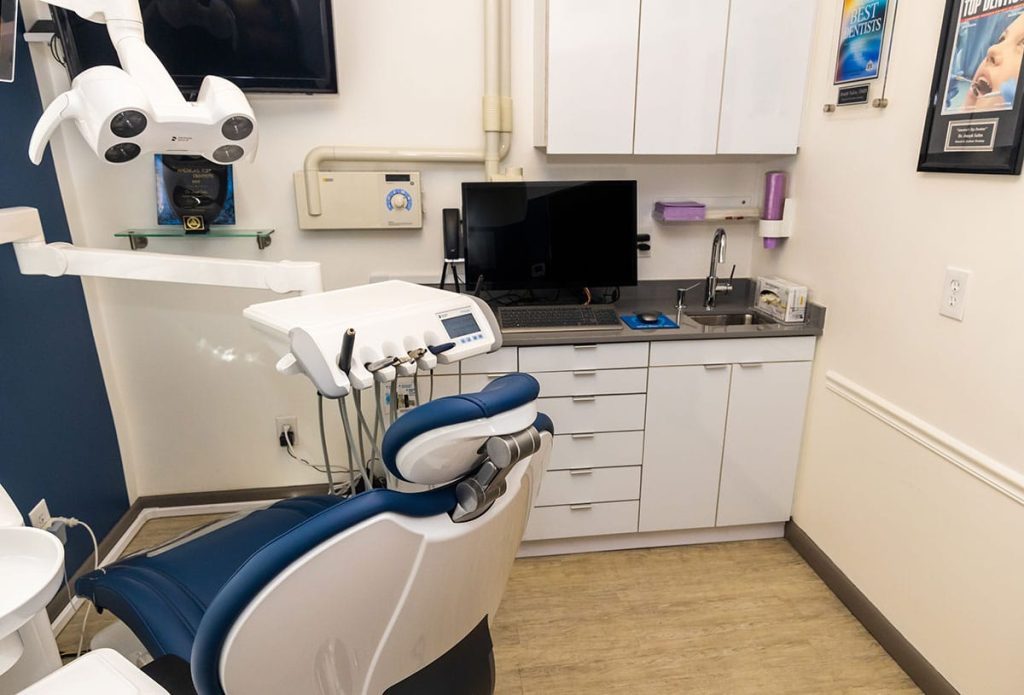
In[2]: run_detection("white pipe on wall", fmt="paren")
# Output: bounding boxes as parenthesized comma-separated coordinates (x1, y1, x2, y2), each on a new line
(302, 0, 515, 217)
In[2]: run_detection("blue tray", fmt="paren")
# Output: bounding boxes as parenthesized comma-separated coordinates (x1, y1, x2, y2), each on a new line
(621, 314, 680, 330)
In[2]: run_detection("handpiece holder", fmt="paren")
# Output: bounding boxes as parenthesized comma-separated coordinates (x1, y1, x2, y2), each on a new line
(29, 0, 258, 167)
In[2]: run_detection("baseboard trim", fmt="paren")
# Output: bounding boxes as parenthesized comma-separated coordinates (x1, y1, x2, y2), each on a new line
(785, 521, 959, 695)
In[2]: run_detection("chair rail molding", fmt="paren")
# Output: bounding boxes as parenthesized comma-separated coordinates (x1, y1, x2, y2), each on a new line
(825, 370, 1024, 506)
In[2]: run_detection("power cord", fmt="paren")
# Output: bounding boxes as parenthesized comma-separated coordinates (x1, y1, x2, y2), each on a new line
(49, 516, 99, 657)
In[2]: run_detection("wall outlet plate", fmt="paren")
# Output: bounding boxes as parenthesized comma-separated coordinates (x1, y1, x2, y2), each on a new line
(28, 499, 50, 529)
(276, 416, 298, 447)
(940, 267, 970, 321)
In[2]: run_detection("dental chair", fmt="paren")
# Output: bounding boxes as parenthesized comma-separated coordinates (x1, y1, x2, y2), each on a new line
(74, 373, 553, 695)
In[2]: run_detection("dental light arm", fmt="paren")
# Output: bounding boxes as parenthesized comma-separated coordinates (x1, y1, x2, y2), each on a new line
(0, 207, 323, 295)
(29, 0, 257, 166)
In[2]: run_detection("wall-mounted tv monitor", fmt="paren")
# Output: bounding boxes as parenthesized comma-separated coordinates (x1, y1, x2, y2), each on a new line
(52, 0, 337, 96)
(463, 180, 638, 291)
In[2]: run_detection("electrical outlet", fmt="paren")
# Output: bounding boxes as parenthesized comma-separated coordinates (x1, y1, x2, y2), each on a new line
(28, 499, 50, 529)
(275, 416, 298, 447)
(940, 267, 970, 321)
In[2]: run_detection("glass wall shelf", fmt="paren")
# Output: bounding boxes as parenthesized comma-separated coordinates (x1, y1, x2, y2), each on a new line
(115, 228, 274, 250)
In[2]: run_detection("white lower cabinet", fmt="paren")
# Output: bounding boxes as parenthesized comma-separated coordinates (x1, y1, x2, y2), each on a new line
(639, 365, 731, 532)
(640, 350, 813, 532)
(455, 336, 815, 545)
(716, 361, 812, 526)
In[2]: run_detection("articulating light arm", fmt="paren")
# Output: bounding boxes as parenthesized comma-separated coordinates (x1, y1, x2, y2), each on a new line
(0, 208, 323, 296)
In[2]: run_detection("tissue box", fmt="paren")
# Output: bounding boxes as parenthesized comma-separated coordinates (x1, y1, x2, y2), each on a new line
(756, 276, 807, 323)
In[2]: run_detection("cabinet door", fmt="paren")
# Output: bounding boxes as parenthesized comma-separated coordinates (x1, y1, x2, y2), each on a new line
(545, 0, 641, 154)
(717, 361, 812, 526)
(717, 0, 816, 154)
(633, 0, 729, 154)
(640, 365, 731, 531)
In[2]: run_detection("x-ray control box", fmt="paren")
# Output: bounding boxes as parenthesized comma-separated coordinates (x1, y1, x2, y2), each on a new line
(294, 170, 423, 230)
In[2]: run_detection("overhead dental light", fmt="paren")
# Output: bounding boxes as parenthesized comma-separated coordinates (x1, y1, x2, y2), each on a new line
(28, 0, 257, 166)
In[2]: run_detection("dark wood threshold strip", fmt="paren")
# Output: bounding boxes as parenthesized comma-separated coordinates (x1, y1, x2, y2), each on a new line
(785, 521, 959, 695)
(47, 483, 328, 620)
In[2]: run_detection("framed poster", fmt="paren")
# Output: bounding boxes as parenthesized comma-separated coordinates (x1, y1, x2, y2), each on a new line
(919, 0, 1024, 174)
(0, 0, 16, 83)
(835, 0, 890, 84)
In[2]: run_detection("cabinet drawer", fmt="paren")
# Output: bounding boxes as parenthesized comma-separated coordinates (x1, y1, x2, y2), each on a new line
(550, 431, 644, 471)
(538, 394, 646, 433)
(459, 347, 518, 374)
(489, 368, 647, 397)
(519, 342, 648, 373)
(536, 466, 641, 506)
(650, 336, 815, 367)
(524, 501, 639, 541)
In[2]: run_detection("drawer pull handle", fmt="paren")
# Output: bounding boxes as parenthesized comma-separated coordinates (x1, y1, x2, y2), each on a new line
(704, 364, 728, 370)
(571, 396, 597, 403)
(573, 370, 598, 377)
(739, 362, 764, 368)
(569, 504, 593, 511)
(569, 468, 594, 476)
(570, 433, 596, 439)
(573, 344, 598, 350)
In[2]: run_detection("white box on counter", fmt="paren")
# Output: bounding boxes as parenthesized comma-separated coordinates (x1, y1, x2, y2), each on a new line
(756, 276, 807, 323)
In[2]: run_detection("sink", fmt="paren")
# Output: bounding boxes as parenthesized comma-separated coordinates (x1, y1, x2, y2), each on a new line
(0, 528, 64, 641)
(687, 312, 774, 327)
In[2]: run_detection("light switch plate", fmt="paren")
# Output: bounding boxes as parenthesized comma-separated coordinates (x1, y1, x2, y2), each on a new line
(940, 267, 970, 321)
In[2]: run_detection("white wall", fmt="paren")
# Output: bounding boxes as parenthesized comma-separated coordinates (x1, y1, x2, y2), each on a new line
(753, 3, 1024, 693)
(23, 0, 775, 497)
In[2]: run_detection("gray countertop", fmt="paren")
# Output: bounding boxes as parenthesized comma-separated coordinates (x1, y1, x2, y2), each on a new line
(491, 279, 826, 347)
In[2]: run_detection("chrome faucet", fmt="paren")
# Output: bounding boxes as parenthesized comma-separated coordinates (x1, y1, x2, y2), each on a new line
(704, 228, 734, 309)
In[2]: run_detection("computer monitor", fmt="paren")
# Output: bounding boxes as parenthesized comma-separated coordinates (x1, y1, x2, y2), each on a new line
(462, 180, 638, 291)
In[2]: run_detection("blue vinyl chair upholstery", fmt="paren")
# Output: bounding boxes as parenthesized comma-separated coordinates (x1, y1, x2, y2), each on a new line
(75, 373, 551, 693)
(381, 373, 542, 481)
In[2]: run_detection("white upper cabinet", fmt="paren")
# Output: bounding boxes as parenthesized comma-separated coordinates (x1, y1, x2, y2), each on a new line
(633, 0, 729, 155)
(543, 0, 641, 154)
(537, 0, 815, 155)
(717, 0, 817, 154)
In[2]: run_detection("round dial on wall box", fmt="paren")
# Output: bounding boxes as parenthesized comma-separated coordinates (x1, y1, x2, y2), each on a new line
(386, 189, 412, 211)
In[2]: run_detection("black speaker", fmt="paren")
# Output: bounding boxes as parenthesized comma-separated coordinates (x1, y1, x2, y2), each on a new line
(442, 208, 462, 260)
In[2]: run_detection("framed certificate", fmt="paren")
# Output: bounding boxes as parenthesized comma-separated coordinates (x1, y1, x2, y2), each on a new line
(919, 0, 1024, 174)
(834, 0, 889, 85)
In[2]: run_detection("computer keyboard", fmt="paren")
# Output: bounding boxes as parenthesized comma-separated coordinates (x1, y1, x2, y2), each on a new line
(498, 305, 623, 332)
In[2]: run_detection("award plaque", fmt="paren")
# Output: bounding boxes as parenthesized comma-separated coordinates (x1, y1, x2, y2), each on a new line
(156, 154, 235, 227)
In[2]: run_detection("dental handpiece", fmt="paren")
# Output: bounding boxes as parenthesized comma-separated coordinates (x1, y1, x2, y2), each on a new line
(338, 328, 355, 374)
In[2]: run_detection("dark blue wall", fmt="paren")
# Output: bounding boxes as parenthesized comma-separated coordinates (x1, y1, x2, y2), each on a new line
(0, 20, 129, 572)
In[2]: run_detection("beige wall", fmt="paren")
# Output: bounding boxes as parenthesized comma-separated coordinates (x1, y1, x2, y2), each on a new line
(752, 2, 1024, 692)
(23, 0, 776, 497)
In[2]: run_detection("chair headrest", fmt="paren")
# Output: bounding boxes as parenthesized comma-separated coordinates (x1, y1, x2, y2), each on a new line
(382, 373, 546, 485)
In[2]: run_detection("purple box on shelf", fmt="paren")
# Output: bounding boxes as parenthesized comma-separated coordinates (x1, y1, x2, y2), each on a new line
(653, 200, 706, 222)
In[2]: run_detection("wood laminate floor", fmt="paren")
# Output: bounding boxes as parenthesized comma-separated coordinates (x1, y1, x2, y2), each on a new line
(58, 515, 920, 694)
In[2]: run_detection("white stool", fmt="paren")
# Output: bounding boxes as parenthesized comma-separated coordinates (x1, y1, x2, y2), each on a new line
(17, 649, 167, 694)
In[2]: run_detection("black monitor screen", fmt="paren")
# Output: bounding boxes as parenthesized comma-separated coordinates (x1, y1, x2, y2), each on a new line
(463, 181, 638, 291)
(53, 0, 337, 95)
